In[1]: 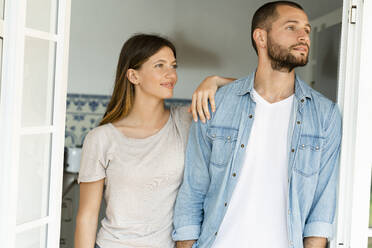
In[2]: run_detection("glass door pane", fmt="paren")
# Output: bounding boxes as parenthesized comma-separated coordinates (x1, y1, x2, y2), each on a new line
(17, 134, 52, 225)
(26, 0, 58, 33)
(16, 225, 48, 248)
(22, 37, 56, 127)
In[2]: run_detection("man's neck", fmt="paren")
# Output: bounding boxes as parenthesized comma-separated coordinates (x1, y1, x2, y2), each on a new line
(254, 64, 296, 104)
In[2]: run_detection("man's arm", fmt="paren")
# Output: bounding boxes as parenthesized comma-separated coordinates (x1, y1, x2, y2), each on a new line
(303, 104, 342, 242)
(172, 112, 212, 244)
(304, 237, 327, 248)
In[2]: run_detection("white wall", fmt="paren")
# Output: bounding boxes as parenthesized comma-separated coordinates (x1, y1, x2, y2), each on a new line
(67, 0, 342, 99)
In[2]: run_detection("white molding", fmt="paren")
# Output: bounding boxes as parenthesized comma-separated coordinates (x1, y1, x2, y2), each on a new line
(0, 0, 27, 246)
(348, 0, 372, 246)
(20, 126, 55, 135)
(333, 0, 372, 247)
(15, 217, 50, 233)
(0, 19, 3, 36)
(24, 28, 58, 42)
(47, 0, 72, 247)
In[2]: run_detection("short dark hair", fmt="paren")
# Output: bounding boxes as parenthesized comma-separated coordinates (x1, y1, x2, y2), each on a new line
(251, 1, 304, 54)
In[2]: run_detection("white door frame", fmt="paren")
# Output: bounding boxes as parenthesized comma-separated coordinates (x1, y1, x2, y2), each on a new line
(0, 0, 71, 246)
(332, 0, 372, 247)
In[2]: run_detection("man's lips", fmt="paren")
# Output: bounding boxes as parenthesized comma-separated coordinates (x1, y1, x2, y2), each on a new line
(292, 45, 309, 53)
(160, 82, 176, 89)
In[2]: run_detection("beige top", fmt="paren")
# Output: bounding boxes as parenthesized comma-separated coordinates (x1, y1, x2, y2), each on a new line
(78, 106, 192, 248)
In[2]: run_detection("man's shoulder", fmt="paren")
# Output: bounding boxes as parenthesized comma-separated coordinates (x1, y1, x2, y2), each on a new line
(299, 80, 341, 128)
(297, 79, 335, 108)
(215, 76, 250, 101)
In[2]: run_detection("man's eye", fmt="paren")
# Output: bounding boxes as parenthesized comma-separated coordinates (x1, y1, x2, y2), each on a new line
(155, 64, 163, 68)
(305, 29, 311, 34)
(172, 64, 178, 69)
(286, 26, 295, 30)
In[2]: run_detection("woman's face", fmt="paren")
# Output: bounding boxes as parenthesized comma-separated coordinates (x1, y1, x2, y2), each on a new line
(134, 46, 177, 100)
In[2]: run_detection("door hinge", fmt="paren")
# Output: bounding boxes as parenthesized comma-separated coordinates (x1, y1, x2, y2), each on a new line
(350, 5, 357, 24)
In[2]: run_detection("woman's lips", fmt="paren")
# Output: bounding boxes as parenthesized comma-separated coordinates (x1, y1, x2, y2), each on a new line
(160, 82, 175, 89)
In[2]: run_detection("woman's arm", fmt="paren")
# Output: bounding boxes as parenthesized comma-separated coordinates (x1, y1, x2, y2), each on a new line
(190, 76, 236, 123)
(74, 179, 104, 248)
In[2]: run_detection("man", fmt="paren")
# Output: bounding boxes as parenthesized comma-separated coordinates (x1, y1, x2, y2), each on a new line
(172, 1, 342, 248)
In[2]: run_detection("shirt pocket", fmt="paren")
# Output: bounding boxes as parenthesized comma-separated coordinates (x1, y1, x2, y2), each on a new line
(206, 127, 238, 167)
(294, 135, 324, 177)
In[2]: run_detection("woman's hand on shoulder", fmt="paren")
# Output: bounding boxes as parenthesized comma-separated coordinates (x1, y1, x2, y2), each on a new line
(189, 75, 235, 123)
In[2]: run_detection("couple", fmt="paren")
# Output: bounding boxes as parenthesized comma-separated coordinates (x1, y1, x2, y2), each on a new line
(75, 1, 342, 248)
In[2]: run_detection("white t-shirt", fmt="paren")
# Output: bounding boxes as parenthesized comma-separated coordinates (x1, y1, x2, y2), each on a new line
(212, 89, 294, 248)
(78, 106, 192, 248)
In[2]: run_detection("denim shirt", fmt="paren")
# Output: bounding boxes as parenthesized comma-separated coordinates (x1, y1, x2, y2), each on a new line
(172, 72, 342, 248)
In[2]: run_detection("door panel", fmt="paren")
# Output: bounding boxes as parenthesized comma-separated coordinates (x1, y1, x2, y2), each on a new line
(21, 37, 56, 127)
(26, 0, 58, 33)
(15, 225, 48, 248)
(17, 134, 52, 225)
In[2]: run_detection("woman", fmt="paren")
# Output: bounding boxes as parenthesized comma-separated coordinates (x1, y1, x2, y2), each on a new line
(74, 34, 234, 248)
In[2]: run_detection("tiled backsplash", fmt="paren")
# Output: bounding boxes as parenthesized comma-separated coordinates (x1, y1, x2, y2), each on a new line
(65, 94, 191, 147)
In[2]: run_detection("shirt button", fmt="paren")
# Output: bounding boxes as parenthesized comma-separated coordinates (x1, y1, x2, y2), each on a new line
(227, 136, 231, 140)
(315, 146, 319, 150)
(224, 202, 227, 207)
(297, 121, 301, 124)
(232, 173, 237, 177)
(212, 134, 216, 138)
(215, 232, 218, 236)
(288, 210, 291, 215)
(241, 144, 245, 148)
(302, 144, 305, 148)
(291, 148, 295, 152)
(249, 114, 253, 119)
(301, 99, 305, 103)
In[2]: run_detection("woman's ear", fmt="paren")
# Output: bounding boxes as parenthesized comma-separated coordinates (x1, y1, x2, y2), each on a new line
(253, 28, 267, 50)
(127, 69, 140, 85)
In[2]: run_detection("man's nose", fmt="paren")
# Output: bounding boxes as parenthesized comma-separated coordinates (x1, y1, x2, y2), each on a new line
(298, 31, 310, 44)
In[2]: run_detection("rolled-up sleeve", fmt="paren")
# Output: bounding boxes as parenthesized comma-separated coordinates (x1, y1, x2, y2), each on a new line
(304, 103, 342, 239)
(172, 118, 212, 241)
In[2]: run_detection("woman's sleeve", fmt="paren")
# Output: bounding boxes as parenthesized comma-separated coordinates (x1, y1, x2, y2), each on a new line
(77, 129, 107, 183)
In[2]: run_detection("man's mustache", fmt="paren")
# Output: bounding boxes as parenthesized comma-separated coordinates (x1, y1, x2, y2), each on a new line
(290, 43, 310, 51)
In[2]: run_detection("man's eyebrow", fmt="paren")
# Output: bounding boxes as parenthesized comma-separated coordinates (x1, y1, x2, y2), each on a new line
(284, 20, 312, 29)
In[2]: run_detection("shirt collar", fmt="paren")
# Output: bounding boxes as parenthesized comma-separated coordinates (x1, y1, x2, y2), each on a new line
(237, 71, 312, 101)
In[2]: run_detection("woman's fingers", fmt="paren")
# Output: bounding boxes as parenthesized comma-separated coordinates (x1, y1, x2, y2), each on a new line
(196, 92, 206, 123)
(209, 93, 216, 113)
(191, 93, 198, 122)
(202, 91, 211, 120)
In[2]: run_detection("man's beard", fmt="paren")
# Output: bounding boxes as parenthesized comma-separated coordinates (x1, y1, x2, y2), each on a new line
(267, 36, 309, 72)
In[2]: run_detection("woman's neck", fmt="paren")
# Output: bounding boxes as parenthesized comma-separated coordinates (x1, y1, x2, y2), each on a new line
(115, 94, 169, 129)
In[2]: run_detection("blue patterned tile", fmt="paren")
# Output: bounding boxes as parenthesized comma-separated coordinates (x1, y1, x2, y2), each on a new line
(65, 94, 190, 148)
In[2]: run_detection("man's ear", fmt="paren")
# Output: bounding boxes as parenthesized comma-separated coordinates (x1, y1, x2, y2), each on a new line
(127, 69, 140, 85)
(253, 28, 267, 50)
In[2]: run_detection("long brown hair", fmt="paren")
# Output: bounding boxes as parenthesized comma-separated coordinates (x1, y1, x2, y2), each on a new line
(99, 34, 176, 126)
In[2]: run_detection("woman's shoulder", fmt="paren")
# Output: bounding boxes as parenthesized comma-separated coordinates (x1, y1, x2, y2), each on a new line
(83, 124, 112, 144)
(170, 105, 192, 125)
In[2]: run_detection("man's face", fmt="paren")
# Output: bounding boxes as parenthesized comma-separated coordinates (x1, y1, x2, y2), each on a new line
(266, 5, 311, 72)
